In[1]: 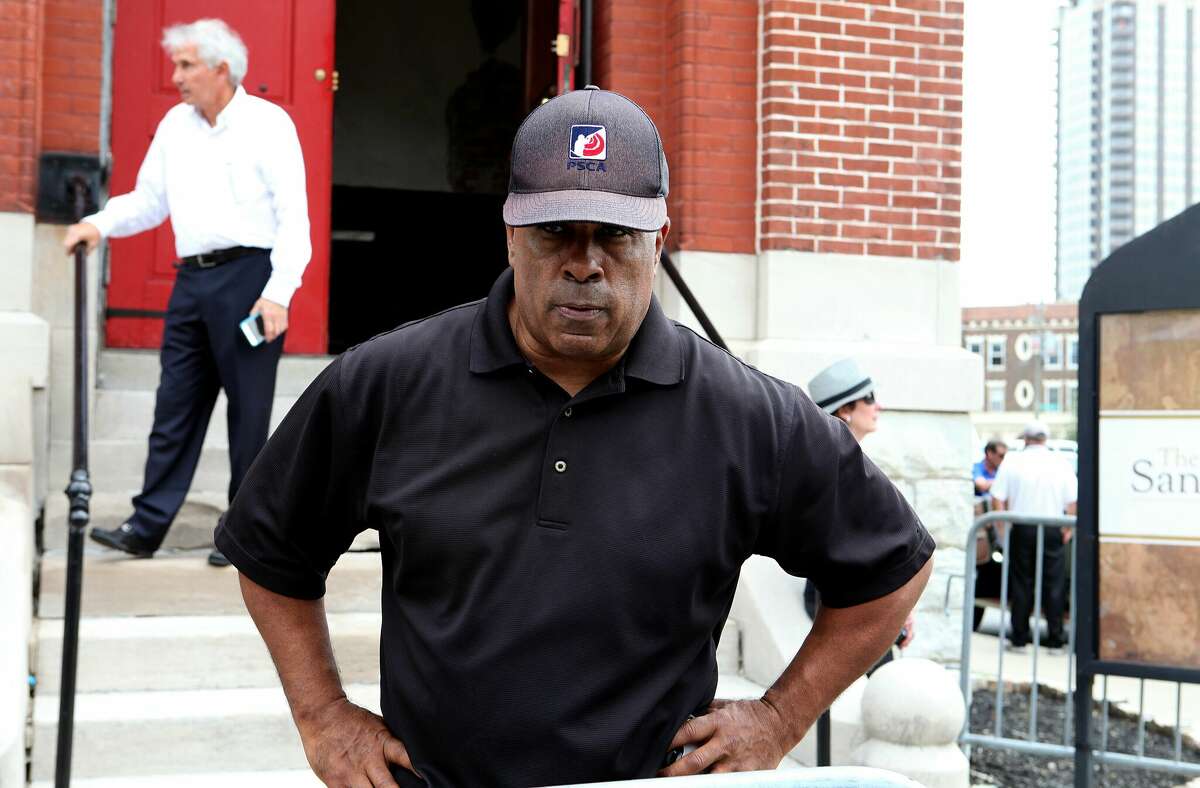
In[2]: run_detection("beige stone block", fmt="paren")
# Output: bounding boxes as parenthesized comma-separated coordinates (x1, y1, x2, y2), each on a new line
(0, 212, 35, 312)
(0, 311, 50, 389)
(31, 222, 102, 331)
(912, 478, 974, 548)
(863, 412, 975, 482)
(0, 384, 33, 465)
(0, 492, 33, 788)
(656, 251, 758, 342)
(745, 341, 982, 414)
(48, 325, 99, 441)
(756, 250, 960, 347)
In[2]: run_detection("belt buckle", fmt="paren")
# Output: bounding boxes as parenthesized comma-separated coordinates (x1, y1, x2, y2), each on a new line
(194, 253, 216, 268)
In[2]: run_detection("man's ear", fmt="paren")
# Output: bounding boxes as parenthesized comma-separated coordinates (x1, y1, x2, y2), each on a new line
(505, 225, 516, 267)
(654, 218, 671, 258)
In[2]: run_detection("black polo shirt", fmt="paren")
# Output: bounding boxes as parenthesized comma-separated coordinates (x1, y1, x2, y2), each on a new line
(216, 268, 933, 787)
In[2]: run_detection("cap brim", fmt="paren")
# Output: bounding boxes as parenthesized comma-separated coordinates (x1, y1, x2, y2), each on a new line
(817, 380, 874, 415)
(503, 189, 667, 232)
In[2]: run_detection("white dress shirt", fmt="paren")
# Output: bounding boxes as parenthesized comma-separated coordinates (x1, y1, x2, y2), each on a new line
(990, 444, 1078, 516)
(85, 86, 311, 308)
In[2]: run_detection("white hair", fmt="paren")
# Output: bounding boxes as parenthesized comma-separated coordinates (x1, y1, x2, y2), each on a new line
(162, 19, 248, 88)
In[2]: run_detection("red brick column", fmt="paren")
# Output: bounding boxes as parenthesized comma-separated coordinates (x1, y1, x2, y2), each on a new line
(595, 1, 960, 260)
(0, 0, 41, 213)
(593, 0, 758, 254)
(40, 0, 104, 154)
(760, 0, 962, 260)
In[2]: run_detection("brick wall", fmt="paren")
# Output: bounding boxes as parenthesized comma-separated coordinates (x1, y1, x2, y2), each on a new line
(0, 0, 40, 213)
(593, 0, 758, 254)
(761, 0, 962, 259)
(596, 0, 961, 259)
(0, 0, 103, 214)
(40, 0, 103, 153)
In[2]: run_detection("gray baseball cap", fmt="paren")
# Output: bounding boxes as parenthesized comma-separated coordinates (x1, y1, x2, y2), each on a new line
(503, 85, 669, 231)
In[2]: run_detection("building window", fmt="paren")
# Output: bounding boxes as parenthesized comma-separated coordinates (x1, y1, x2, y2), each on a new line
(1043, 333, 1063, 370)
(986, 382, 1006, 412)
(966, 335, 984, 357)
(1014, 333, 1034, 362)
(1067, 334, 1079, 369)
(1044, 381, 1063, 413)
(1014, 380, 1035, 410)
(987, 336, 1006, 371)
(1067, 381, 1079, 413)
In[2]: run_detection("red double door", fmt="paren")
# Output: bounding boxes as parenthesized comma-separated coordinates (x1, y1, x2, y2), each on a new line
(107, 0, 581, 355)
(106, 0, 334, 354)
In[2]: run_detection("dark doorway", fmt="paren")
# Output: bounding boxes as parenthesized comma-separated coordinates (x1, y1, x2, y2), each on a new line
(329, 0, 554, 352)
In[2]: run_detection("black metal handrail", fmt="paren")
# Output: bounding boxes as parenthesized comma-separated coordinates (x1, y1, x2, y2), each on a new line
(54, 176, 93, 787)
(659, 250, 729, 352)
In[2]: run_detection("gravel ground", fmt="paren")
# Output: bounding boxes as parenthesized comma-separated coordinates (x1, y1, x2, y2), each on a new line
(969, 683, 1200, 788)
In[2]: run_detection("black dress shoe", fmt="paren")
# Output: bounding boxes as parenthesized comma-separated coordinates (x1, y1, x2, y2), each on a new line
(207, 547, 231, 567)
(89, 522, 155, 558)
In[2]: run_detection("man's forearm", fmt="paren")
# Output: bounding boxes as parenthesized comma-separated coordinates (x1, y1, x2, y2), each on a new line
(238, 573, 346, 730)
(761, 557, 933, 747)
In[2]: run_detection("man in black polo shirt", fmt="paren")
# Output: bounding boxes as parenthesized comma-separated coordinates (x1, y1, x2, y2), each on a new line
(216, 86, 934, 787)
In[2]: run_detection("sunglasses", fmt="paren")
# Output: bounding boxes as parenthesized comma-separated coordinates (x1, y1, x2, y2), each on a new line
(859, 392, 876, 406)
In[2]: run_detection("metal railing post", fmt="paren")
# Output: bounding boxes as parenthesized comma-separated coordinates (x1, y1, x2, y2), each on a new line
(659, 251, 728, 352)
(54, 175, 93, 788)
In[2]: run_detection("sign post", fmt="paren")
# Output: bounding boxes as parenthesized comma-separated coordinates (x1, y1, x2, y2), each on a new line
(1075, 205, 1200, 786)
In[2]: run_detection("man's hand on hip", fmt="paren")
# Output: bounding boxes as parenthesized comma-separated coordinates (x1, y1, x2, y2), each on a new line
(251, 297, 288, 342)
(658, 698, 793, 777)
(62, 222, 100, 254)
(297, 696, 418, 787)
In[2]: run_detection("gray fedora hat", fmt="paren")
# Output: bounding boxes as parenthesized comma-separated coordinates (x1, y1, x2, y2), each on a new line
(502, 85, 669, 231)
(808, 358, 875, 415)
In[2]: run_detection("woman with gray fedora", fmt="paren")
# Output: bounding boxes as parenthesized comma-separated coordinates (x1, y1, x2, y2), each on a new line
(805, 358, 915, 657)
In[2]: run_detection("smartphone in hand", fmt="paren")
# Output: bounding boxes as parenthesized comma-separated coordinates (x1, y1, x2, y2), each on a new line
(239, 313, 266, 347)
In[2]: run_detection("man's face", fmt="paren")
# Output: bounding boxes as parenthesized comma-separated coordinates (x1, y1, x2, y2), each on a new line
(170, 44, 228, 109)
(987, 447, 1006, 467)
(506, 220, 669, 364)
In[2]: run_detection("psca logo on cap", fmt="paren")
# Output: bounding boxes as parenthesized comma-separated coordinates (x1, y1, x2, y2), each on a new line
(568, 125, 607, 171)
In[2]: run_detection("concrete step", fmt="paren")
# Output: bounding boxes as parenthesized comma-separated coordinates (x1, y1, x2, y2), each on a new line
(35, 612, 382, 693)
(39, 486, 381, 554)
(32, 676, 763, 781)
(30, 682, 381, 780)
(91, 388, 299, 444)
(59, 438, 232, 499)
(41, 491, 232, 553)
(38, 549, 383, 618)
(99, 349, 333, 396)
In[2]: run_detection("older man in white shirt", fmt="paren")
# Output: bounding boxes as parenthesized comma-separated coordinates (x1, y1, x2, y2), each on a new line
(990, 421, 1078, 652)
(63, 18, 310, 567)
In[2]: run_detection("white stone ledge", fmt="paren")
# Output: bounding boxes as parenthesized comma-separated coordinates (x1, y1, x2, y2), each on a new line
(743, 339, 982, 413)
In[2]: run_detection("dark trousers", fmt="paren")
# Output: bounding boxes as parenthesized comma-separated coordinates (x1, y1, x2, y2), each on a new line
(128, 252, 283, 547)
(1008, 524, 1067, 645)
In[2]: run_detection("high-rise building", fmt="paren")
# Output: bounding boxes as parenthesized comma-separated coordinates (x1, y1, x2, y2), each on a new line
(1056, 0, 1199, 301)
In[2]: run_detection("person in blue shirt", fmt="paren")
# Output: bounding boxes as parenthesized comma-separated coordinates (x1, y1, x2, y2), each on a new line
(973, 440, 1007, 501)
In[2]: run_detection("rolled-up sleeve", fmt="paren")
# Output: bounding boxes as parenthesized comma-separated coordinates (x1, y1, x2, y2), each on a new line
(755, 392, 935, 609)
(215, 355, 368, 598)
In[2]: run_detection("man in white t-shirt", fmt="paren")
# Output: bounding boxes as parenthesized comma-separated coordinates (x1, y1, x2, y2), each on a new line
(990, 421, 1078, 651)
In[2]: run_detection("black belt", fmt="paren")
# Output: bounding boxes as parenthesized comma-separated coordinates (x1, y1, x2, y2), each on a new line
(175, 246, 269, 269)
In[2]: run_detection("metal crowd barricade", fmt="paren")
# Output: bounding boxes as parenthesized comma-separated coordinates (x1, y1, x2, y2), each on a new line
(959, 512, 1200, 781)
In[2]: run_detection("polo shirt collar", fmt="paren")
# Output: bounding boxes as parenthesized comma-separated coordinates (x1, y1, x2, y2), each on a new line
(469, 268, 684, 387)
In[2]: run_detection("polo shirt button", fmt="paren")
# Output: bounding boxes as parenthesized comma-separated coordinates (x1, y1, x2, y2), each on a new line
(554, 459, 567, 473)
(563, 407, 573, 418)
